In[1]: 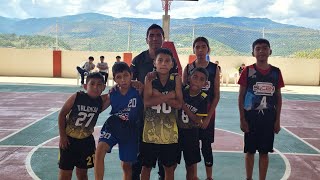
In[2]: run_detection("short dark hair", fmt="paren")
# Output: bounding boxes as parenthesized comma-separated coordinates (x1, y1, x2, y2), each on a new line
(252, 38, 270, 51)
(116, 56, 121, 59)
(86, 72, 104, 84)
(100, 56, 104, 58)
(112, 62, 131, 77)
(88, 56, 94, 60)
(190, 67, 209, 80)
(146, 24, 164, 38)
(155, 48, 174, 61)
(193, 37, 211, 54)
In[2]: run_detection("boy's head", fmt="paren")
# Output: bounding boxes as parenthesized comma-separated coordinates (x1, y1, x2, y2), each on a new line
(116, 56, 121, 62)
(193, 36, 211, 55)
(100, 56, 104, 62)
(84, 72, 105, 98)
(88, 56, 94, 62)
(252, 38, 272, 62)
(189, 67, 208, 92)
(154, 48, 174, 75)
(112, 62, 132, 89)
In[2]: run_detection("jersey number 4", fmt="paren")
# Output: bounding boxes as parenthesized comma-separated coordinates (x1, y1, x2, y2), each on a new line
(152, 103, 172, 114)
(75, 112, 95, 127)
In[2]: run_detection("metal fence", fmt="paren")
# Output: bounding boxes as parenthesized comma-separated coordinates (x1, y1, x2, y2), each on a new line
(1, 20, 320, 58)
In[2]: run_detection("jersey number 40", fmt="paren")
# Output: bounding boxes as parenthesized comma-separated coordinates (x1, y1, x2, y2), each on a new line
(152, 103, 172, 114)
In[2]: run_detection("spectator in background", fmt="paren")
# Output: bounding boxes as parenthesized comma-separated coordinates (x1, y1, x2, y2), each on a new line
(239, 63, 246, 75)
(97, 56, 109, 85)
(215, 61, 223, 84)
(76, 56, 95, 86)
(116, 56, 121, 63)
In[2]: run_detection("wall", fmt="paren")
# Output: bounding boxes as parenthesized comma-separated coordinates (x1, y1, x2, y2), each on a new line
(0, 48, 319, 85)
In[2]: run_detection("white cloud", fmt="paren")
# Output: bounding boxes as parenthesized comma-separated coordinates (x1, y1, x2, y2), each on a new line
(0, 0, 319, 29)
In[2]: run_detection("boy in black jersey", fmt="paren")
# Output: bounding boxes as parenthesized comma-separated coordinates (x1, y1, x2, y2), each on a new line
(58, 72, 108, 180)
(178, 67, 209, 180)
(140, 48, 183, 180)
(238, 38, 284, 180)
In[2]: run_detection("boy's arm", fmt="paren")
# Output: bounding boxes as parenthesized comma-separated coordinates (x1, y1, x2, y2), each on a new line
(201, 67, 220, 128)
(144, 75, 171, 107)
(166, 75, 183, 109)
(181, 103, 204, 125)
(94, 142, 109, 180)
(238, 85, 249, 133)
(58, 93, 76, 149)
(274, 89, 282, 134)
(101, 93, 111, 111)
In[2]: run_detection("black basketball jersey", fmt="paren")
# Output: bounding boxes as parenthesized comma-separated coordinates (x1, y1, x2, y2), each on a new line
(178, 85, 208, 129)
(244, 64, 280, 111)
(143, 73, 179, 144)
(66, 91, 103, 139)
(187, 61, 217, 102)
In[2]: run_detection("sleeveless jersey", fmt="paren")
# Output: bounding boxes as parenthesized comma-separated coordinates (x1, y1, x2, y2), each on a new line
(66, 91, 103, 139)
(143, 73, 179, 144)
(110, 87, 142, 124)
(177, 85, 208, 129)
(244, 64, 280, 111)
(187, 61, 217, 102)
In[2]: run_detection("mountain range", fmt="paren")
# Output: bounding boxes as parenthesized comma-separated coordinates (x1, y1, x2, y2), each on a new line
(0, 13, 319, 56)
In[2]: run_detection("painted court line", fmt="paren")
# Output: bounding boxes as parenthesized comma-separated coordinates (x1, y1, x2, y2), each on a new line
(283, 153, 320, 157)
(0, 128, 20, 131)
(0, 145, 36, 148)
(215, 128, 291, 180)
(282, 127, 320, 153)
(0, 110, 58, 142)
(302, 138, 320, 140)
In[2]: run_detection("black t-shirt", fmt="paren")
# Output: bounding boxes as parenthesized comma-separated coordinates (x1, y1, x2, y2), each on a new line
(130, 50, 178, 84)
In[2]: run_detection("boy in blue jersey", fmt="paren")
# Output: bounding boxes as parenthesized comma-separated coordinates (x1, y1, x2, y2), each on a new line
(238, 38, 284, 180)
(58, 72, 107, 180)
(140, 48, 183, 180)
(178, 67, 209, 180)
(95, 62, 143, 180)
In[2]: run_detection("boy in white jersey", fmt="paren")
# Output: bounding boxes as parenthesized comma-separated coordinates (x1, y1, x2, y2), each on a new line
(58, 72, 108, 180)
(77, 56, 96, 86)
(97, 55, 109, 85)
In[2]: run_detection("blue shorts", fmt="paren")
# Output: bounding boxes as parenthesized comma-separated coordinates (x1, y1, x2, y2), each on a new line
(99, 115, 139, 162)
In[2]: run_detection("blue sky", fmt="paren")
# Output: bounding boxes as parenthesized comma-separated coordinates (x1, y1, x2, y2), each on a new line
(0, 0, 319, 30)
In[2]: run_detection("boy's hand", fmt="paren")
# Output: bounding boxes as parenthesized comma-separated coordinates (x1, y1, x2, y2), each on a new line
(152, 89, 162, 96)
(200, 116, 210, 129)
(166, 91, 176, 99)
(146, 71, 157, 81)
(274, 120, 281, 134)
(59, 134, 70, 149)
(240, 118, 249, 133)
(131, 80, 144, 91)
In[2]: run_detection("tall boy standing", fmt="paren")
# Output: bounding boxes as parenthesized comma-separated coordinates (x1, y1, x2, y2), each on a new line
(238, 38, 284, 180)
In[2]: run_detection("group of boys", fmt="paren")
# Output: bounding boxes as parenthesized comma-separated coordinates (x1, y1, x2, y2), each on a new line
(76, 55, 122, 86)
(59, 24, 284, 180)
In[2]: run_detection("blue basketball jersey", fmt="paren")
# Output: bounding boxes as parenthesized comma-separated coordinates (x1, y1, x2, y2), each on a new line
(110, 87, 142, 124)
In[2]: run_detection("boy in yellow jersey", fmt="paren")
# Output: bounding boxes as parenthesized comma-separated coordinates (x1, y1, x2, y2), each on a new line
(58, 72, 108, 180)
(140, 48, 183, 180)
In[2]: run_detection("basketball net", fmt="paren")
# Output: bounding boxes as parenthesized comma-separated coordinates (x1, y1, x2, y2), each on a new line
(162, 0, 173, 11)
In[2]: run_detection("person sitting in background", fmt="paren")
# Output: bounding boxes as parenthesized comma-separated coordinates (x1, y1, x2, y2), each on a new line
(76, 56, 95, 86)
(239, 63, 246, 75)
(116, 56, 121, 63)
(215, 61, 223, 84)
(97, 56, 109, 85)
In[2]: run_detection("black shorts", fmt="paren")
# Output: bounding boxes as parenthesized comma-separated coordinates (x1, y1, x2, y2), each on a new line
(199, 110, 215, 143)
(178, 128, 201, 166)
(139, 142, 179, 168)
(58, 135, 96, 170)
(244, 109, 276, 154)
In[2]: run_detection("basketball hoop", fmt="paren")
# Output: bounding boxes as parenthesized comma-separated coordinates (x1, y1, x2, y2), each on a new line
(161, 0, 173, 11)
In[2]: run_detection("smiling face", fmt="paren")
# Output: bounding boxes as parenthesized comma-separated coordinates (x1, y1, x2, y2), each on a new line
(154, 53, 173, 75)
(252, 43, 272, 63)
(84, 78, 105, 98)
(189, 71, 207, 93)
(113, 70, 132, 89)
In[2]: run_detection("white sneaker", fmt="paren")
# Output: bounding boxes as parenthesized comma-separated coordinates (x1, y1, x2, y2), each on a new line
(84, 72, 89, 76)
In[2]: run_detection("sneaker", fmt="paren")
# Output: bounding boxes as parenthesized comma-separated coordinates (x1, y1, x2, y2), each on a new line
(84, 72, 89, 76)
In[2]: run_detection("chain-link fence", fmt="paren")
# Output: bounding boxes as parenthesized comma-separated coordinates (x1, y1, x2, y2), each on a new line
(1, 17, 320, 58)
